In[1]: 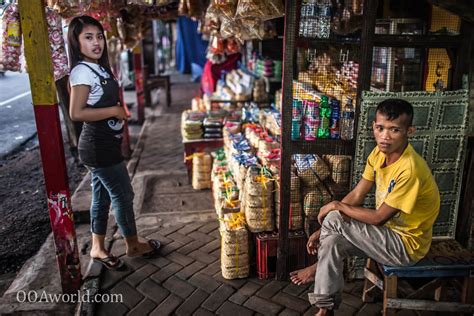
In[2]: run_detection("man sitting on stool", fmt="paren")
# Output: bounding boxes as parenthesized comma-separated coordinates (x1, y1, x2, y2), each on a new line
(290, 99, 440, 316)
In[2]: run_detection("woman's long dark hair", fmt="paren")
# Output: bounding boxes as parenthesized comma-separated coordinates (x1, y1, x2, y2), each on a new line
(67, 15, 114, 77)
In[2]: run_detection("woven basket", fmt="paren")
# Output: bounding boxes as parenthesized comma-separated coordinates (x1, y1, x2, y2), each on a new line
(243, 194, 273, 208)
(332, 171, 350, 185)
(192, 178, 211, 190)
(295, 155, 330, 189)
(275, 202, 303, 230)
(219, 215, 249, 279)
(323, 155, 351, 173)
(193, 153, 212, 168)
(243, 204, 274, 233)
(303, 185, 333, 219)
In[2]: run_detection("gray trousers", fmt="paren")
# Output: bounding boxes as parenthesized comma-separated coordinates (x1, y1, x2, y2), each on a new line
(308, 211, 414, 309)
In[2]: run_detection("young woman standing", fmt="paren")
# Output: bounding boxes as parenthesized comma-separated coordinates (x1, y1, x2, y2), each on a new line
(68, 15, 160, 269)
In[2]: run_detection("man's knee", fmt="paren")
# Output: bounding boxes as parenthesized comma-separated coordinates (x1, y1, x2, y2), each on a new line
(322, 210, 344, 233)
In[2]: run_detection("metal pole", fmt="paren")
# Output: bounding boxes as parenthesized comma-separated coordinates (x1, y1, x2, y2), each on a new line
(133, 42, 145, 124)
(18, 0, 81, 293)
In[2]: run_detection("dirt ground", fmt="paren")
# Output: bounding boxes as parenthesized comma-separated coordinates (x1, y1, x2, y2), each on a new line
(0, 138, 86, 276)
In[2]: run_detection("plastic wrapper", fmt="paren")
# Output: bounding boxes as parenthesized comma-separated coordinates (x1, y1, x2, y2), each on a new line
(209, 36, 226, 54)
(235, 0, 284, 21)
(48, 0, 92, 19)
(225, 38, 241, 54)
(1, 4, 22, 72)
(214, 0, 238, 19)
(45, 8, 69, 81)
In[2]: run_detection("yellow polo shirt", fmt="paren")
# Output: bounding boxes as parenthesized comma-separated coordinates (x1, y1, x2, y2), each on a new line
(362, 144, 440, 262)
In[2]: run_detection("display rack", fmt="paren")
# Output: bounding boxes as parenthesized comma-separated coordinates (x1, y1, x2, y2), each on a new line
(277, 0, 468, 279)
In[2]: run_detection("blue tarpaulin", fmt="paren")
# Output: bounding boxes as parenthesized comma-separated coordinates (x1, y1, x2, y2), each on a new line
(175, 16, 208, 74)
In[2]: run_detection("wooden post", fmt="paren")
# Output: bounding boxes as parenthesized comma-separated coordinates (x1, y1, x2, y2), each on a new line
(383, 275, 398, 316)
(19, 0, 81, 293)
(133, 43, 145, 124)
(276, 0, 299, 280)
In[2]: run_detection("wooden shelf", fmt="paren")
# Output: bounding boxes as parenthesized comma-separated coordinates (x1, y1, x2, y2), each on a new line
(290, 139, 355, 156)
(373, 34, 462, 48)
(295, 36, 361, 48)
(296, 34, 463, 49)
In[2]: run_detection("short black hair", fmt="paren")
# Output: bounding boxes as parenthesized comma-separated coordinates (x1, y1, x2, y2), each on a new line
(67, 15, 113, 77)
(376, 99, 414, 126)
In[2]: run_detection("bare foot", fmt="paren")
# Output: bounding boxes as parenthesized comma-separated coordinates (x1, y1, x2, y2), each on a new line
(315, 308, 334, 316)
(90, 248, 111, 260)
(289, 263, 317, 285)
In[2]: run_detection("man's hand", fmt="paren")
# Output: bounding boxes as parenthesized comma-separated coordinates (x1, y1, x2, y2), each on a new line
(307, 229, 321, 255)
(318, 201, 340, 225)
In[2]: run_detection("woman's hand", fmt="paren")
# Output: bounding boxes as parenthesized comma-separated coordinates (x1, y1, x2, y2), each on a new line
(317, 201, 340, 225)
(113, 103, 130, 121)
(307, 229, 321, 255)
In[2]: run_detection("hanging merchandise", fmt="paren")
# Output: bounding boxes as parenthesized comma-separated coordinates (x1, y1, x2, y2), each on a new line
(235, 0, 284, 21)
(214, 0, 238, 19)
(47, 0, 92, 19)
(46, 7, 69, 81)
(116, 6, 142, 49)
(179, 0, 207, 19)
(1, 3, 22, 72)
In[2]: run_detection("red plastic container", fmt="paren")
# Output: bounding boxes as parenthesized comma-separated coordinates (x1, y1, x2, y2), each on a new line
(255, 230, 306, 279)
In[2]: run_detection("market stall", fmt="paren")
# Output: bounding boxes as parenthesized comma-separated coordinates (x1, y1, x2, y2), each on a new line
(179, 0, 474, 284)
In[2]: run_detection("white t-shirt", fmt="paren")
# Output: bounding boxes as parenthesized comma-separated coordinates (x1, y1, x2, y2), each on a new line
(69, 61, 111, 106)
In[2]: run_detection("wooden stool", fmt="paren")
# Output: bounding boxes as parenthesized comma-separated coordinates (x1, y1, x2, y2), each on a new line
(145, 74, 171, 107)
(362, 240, 474, 315)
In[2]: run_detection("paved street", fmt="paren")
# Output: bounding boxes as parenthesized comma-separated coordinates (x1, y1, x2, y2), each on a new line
(90, 80, 400, 316)
(0, 72, 35, 158)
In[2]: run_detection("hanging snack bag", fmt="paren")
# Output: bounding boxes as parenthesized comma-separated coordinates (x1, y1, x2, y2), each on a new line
(2, 4, 22, 72)
(46, 7, 69, 81)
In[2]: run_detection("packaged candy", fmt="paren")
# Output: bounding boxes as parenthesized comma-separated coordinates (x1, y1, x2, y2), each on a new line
(46, 7, 69, 81)
(1, 4, 22, 72)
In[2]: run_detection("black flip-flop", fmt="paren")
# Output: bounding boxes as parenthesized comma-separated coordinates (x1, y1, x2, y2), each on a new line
(93, 256, 124, 270)
(142, 239, 161, 259)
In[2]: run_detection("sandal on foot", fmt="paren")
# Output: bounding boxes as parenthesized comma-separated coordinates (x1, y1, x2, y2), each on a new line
(142, 240, 161, 259)
(93, 256, 124, 270)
